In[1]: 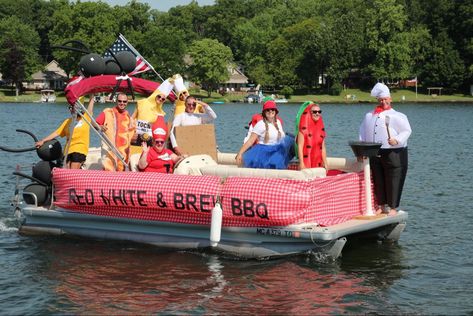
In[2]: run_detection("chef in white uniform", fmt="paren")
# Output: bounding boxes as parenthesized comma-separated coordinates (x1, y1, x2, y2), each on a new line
(359, 82, 412, 215)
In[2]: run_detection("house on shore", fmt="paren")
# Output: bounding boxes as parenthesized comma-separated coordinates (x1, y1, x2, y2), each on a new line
(219, 66, 249, 92)
(24, 60, 68, 90)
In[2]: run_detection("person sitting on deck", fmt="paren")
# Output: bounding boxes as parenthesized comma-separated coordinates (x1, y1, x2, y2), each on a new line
(236, 97, 294, 169)
(138, 116, 183, 173)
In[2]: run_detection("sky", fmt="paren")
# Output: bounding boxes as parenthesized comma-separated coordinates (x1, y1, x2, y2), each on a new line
(97, 0, 216, 12)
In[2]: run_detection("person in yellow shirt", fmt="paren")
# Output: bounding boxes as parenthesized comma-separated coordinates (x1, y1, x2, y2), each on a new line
(35, 95, 95, 169)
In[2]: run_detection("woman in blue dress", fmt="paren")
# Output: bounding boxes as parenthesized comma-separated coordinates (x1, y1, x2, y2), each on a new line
(235, 98, 294, 169)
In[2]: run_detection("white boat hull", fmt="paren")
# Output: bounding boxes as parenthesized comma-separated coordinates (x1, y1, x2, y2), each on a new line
(19, 206, 407, 259)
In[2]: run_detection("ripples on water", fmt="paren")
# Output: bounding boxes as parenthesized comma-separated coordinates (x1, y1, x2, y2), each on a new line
(1, 102, 473, 314)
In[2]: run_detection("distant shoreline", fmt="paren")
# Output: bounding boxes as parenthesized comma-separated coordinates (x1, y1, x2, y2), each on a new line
(1, 88, 472, 104)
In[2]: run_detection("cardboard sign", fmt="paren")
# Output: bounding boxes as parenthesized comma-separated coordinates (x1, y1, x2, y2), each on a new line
(174, 124, 217, 160)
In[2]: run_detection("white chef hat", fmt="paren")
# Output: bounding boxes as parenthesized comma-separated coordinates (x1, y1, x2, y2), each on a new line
(370, 82, 391, 99)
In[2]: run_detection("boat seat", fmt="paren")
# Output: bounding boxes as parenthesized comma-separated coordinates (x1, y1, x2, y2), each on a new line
(327, 157, 363, 173)
(217, 152, 362, 173)
(129, 153, 141, 172)
(83, 147, 102, 170)
(173, 154, 218, 175)
(200, 164, 326, 180)
(217, 152, 238, 165)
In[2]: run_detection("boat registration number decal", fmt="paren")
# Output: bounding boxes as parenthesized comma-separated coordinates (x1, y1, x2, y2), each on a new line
(256, 228, 300, 238)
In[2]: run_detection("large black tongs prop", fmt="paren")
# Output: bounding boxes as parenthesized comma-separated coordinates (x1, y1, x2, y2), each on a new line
(0, 129, 62, 162)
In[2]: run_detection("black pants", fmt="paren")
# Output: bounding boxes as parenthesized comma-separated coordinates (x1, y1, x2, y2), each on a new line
(370, 147, 408, 209)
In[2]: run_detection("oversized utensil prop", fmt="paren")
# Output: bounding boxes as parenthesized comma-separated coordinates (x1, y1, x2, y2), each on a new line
(385, 116, 391, 139)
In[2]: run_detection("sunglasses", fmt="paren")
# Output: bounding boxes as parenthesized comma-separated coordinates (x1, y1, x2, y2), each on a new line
(155, 141, 165, 145)
(186, 102, 196, 107)
(311, 110, 322, 114)
(117, 100, 128, 104)
(265, 109, 277, 112)
(156, 95, 166, 101)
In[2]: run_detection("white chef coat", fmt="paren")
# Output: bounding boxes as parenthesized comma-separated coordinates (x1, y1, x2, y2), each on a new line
(359, 109, 411, 149)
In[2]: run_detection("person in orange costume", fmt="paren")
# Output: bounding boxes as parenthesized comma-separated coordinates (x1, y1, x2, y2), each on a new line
(296, 101, 327, 170)
(95, 93, 134, 171)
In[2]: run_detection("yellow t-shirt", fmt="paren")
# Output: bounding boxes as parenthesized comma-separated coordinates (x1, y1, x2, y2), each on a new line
(55, 113, 91, 155)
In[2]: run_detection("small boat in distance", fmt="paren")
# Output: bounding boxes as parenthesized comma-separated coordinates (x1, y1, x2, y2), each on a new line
(244, 91, 288, 104)
(39, 89, 56, 103)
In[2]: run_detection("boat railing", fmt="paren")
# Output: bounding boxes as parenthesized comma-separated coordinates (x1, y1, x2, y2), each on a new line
(71, 101, 128, 171)
(11, 164, 39, 211)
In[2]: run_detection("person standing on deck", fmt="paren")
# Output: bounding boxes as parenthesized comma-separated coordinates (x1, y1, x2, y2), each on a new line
(172, 74, 204, 116)
(95, 93, 134, 171)
(130, 76, 174, 154)
(169, 95, 217, 156)
(296, 101, 328, 170)
(359, 83, 412, 215)
(35, 95, 95, 169)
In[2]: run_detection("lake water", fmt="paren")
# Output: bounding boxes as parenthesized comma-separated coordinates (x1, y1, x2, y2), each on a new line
(1, 101, 472, 314)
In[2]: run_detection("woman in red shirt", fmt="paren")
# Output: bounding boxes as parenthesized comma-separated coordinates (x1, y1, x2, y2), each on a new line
(138, 117, 182, 173)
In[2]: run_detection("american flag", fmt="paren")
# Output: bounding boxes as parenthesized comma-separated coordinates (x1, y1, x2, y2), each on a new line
(104, 34, 152, 76)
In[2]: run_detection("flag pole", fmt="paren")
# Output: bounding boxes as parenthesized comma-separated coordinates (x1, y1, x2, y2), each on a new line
(415, 76, 418, 100)
(118, 34, 165, 82)
(118, 33, 179, 99)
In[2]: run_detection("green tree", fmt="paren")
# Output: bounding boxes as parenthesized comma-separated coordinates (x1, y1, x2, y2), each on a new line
(421, 32, 465, 90)
(231, 12, 279, 86)
(0, 16, 40, 96)
(363, 0, 412, 80)
(139, 25, 188, 78)
(188, 38, 234, 97)
(49, 1, 120, 76)
(319, 0, 364, 90)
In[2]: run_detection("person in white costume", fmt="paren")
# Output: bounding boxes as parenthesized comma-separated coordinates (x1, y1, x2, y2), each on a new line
(169, 95, 217, 156)
(359, 83, 412, 215)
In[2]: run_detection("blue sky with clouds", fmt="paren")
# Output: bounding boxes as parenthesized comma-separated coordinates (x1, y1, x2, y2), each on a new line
(97, 0, 215, 12)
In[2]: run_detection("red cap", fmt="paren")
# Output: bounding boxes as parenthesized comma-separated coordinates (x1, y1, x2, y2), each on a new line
(262, 100, 278, 113)
(151, 116, 168, 141)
